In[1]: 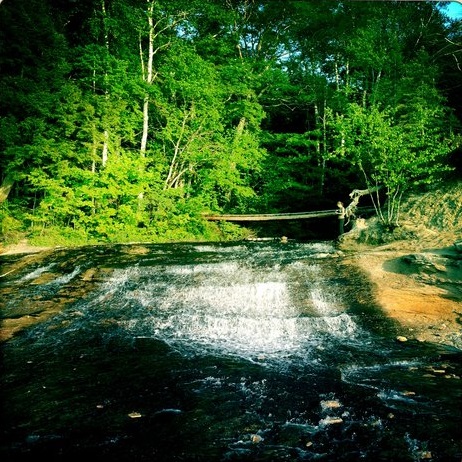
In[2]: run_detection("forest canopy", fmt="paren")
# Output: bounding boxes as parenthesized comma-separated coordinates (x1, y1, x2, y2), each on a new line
(0, 0, 461, 244)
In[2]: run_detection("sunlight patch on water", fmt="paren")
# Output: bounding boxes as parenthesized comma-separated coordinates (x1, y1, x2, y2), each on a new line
(310, 287, 337, 316)
(121, 303, 362, 361)
(192, 244, 249, 253)
(158, 281, 292, 316)
(165, 261, 242, 276)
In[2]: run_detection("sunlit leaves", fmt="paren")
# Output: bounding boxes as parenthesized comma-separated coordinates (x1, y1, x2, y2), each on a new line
(329, 100, 453, 224)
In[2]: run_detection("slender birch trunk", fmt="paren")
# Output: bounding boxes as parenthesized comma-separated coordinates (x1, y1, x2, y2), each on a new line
(101, 0, 109, 166)
(140, 0, 156, 158)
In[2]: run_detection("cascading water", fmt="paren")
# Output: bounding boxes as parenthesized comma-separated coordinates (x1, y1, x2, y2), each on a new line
(107, 249, 360, 363)
(1, 241, 461, 462)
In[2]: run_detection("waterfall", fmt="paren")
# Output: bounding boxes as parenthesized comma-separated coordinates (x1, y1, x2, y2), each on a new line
(88, 242, 365, 362)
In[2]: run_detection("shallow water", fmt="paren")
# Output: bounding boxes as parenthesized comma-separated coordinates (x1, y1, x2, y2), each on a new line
(1, 241, 461, 461)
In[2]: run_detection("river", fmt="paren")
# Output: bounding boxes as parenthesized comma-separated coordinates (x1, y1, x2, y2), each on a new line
(1, 240, 461, 461)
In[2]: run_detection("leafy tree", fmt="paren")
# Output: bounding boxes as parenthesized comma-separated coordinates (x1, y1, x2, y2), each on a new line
(151, 42, 266, 212)
(0, 0, 70, 202)
(329, 98, 454, 225)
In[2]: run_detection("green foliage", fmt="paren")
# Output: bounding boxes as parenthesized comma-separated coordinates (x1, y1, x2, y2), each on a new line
(28, 227, 94, 248)
(0, 204, 25, 244)
(329, 101, 454, 224)
(0, 0, 460, 245)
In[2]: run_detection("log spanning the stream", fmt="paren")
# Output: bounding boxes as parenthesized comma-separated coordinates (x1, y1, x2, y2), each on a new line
(203, 207, 375, 222)
(204, 210, 337, 221)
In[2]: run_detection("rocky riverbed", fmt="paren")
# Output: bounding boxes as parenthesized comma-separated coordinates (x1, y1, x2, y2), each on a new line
(1, 238, 462, 462)
(1, 236, 461, 350)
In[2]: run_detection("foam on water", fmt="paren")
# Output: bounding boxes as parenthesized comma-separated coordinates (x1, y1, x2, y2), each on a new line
(19, 263, 56, 282)
(91, 243, 364, 362)
(45, 266, 81, 286)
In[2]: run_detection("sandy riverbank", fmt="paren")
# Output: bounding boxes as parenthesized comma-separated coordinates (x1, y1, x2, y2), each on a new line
(0, 240, 57, 256)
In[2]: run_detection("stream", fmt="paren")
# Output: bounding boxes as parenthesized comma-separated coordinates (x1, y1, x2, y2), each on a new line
(1, 240, 461, 461)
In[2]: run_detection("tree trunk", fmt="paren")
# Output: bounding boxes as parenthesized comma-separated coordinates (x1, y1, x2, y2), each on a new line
(101, 0, 110, 166)
(345, 186, 381, 220)
(140, 0, 156, 157)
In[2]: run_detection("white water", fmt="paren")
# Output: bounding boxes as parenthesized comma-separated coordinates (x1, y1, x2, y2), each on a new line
(91, 243, 365, 362)
(19, 263, 56, 282)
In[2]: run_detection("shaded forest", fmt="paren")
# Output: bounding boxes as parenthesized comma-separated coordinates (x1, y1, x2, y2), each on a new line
(0, 0, 461, 244)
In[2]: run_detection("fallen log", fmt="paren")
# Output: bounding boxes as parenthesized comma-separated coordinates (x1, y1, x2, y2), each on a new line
(203, 207, 375, 222)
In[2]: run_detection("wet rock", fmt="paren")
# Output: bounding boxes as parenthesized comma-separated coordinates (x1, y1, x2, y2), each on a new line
(400, 391, 416, 397)
(319, 416, 343, 425)
(320, 399, 342, 410)
(251, 434, 263, 444)
(81, 268, 97, 281)
(402, 253, 446, 274)
(426, 367, 446, 374)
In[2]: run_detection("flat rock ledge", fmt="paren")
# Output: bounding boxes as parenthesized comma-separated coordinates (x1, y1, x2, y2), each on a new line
(340, 240, 462, 350)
